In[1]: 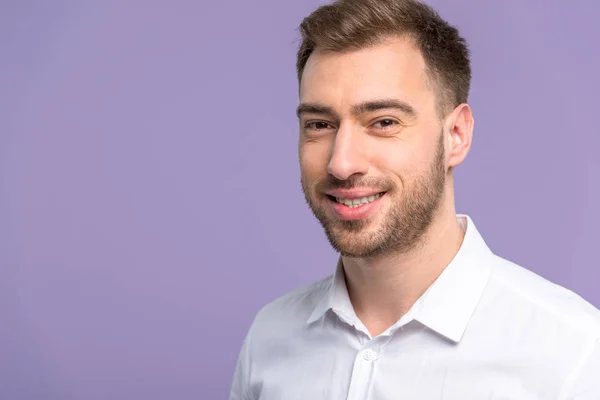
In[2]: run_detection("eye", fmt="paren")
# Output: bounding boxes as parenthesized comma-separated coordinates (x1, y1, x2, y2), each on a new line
(372, 119, 399, 130)
(305, 121, 334, 131)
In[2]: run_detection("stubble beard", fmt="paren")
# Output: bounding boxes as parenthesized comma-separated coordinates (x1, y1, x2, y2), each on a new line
(301, 132, 447, 259)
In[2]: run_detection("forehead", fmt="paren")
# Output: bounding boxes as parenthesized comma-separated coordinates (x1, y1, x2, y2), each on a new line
(299, 37, 432, 111)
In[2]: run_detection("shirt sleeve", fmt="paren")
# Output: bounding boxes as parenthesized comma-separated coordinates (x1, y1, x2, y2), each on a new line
(563, 337, 600, 399)
(230, 327, 253, 400)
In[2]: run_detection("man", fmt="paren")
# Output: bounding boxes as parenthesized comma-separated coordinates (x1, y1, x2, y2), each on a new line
(230, 0, 600, 398)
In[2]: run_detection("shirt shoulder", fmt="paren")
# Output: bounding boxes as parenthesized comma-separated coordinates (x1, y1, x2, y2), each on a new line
(486, 254, 600, 337)
(251, 274, 332, 333)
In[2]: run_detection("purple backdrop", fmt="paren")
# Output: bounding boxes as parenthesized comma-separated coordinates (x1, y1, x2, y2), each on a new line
(1, 1, 599, 398)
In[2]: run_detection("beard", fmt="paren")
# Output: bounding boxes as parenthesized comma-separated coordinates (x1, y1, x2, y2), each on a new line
(301, 132, 446, 259)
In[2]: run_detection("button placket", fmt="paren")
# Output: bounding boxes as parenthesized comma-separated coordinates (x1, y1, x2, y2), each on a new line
(346, 346, 379, 400)
(363, 348, 378, 361)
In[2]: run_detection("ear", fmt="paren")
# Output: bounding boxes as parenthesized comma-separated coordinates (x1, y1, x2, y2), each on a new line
(445, 103, 474, 168)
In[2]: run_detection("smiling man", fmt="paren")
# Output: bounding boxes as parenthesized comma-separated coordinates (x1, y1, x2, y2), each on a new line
(230, 0, 600, 399)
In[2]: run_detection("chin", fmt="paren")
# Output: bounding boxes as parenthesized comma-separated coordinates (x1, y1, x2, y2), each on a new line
(334, 241, 389, 259)
(324, 223, 387, 258)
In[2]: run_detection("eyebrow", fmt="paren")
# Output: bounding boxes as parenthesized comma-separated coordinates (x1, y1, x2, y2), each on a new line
(296, 99, 417, 120)
(296, 103, 338, 119)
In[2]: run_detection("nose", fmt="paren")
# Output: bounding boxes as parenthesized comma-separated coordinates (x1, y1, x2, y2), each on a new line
(327, 123, 369, 181)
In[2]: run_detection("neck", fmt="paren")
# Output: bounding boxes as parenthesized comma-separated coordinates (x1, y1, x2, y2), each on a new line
(342, 203, 465, 337)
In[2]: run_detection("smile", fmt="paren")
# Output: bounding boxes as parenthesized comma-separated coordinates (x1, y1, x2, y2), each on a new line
(331, 193, 385, 208)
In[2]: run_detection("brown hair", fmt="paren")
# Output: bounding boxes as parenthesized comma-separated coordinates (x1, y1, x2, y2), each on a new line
(296, 0, 471, 116)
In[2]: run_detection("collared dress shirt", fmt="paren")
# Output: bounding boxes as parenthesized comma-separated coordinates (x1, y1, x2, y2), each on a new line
(230, 215, 600, 399)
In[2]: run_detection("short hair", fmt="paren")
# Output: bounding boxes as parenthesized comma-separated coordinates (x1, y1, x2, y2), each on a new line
(296, 0, 471, 116)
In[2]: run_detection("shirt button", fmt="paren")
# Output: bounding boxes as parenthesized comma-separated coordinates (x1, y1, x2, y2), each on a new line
(363, 348, 377, 361)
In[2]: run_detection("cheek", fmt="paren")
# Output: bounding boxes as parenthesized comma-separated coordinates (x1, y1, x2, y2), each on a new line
(299, 140, 332, 179)
(369, 140, 419, 175)
(367, 138, 433, 192)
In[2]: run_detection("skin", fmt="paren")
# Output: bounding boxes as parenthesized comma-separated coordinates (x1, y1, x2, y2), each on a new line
(298, 36, 475, 337)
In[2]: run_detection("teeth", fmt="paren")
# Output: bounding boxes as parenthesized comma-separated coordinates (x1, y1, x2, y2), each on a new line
(335, 193, 383, 208)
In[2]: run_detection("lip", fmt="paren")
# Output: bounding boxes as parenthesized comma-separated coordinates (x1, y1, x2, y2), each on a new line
(325, 192, 386, 221)
(325, 188, 385, 200)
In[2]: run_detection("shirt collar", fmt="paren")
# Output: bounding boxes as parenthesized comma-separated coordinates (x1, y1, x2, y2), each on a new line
(415, 214, 493, 342)
(306, 214, 494, 343)
(306, 257, 354, 325)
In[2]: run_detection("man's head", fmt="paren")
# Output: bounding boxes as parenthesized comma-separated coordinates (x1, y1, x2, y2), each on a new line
(296, 0, 471, 118)
(297, 0, 474, 258)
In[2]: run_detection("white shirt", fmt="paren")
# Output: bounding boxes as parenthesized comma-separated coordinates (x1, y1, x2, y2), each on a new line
(230, 215, 600, 399)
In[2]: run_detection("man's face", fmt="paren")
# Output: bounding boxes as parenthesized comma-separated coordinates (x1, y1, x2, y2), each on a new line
(298, 37, 448, 258)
